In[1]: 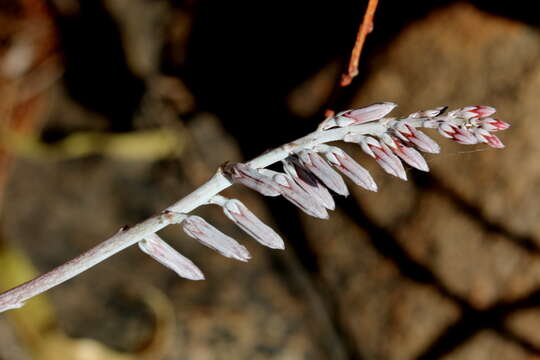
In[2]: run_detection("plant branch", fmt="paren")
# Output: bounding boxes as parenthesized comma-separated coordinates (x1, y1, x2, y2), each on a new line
(340, 0, 379, 87)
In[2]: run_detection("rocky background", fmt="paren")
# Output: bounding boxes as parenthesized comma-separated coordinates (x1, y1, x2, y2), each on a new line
(0, 1, 539, 359)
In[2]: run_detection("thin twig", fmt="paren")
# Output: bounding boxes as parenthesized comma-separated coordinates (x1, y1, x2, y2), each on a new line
(340, 0, 379, 87)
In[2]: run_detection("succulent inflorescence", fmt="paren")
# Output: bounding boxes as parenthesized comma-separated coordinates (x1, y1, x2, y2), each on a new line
(139, 103, 510, 281)
(0, 102, 510, 312)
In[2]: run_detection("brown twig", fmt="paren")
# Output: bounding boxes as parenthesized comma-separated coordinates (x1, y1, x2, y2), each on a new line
(340, 0, 379, 87)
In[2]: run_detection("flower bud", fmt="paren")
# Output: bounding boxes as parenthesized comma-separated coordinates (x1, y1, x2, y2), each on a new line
(223, 163, 280, 197)
(139, 233, 204, 280)
(182, 216, 251, 262)
(319, 102, 396, 129)
(282, 158, 335, 210)
(262, 169, 329, 219)
(222, 199, 285, 249)
(390, 137, 429, 172)
(297, 150, 349, 196)
(318, 145, 378, 191)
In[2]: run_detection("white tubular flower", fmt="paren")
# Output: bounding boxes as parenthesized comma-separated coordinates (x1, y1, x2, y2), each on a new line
(393, 122, 441, 153)
(282, 157, 335, 210)
(473, 128, 505, 148)
(297, 150, 349, 196)
(316, 144, 378, 192)
(388, 136, 429, 172)
(319, 102, 396, 130)
(139, 233, 204, 280)
(182, 216, 251, 262)
(218, 197, 285, 250)
(478, 117, 510, 132)
(408, 106, 447, 118)
(448, 105, 496, 120)
(224, 163, 280, 197)
(261, 169, 329, 219)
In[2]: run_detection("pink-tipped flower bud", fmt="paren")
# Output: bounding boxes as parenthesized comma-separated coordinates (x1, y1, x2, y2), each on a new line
(480, 117, 510, 131)
(222, 198, 285, 249)
(394, 122, 441, 153)
(297, 150, 349, 196)
(367, 141, 407, 181)
(390, 137, 429, 172)
(319, 102, 396, 130)
(317, 145, 377, 191)
(261, 169, 329, 219)
(282, 158, 335, 210)
(223, 163, 280, 197)
(139, 233, 205, 280)
(473, 128, 505, 148)
(449, 105, 496, 120)
(182, 216, 251, 262)
(409, 106, 447, 118)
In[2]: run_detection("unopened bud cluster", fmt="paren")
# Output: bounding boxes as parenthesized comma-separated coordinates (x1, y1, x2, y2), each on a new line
(138, 103, 510, 281)
(0, 102, 511, 313)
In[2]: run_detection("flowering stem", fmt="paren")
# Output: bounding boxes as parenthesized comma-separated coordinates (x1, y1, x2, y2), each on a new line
(0, 120, 387, 312)
(0, 103, 506, 313)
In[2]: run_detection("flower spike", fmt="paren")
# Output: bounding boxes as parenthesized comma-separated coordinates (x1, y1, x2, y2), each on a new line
(0, 102, 510, 314)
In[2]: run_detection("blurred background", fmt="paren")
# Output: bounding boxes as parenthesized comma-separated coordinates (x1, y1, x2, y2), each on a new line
(0, 0, 539, 359)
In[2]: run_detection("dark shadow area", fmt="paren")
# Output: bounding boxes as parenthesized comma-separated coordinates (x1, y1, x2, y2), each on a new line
(49, 0, 145, 132)
(412, 171, 540, 254)
(471, 0, 540, 25)
(264, 199, 365, 360)
(417, 288, 540, 359)
(338, 194, 540, 359)
(336, 195, 467, 305)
